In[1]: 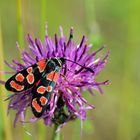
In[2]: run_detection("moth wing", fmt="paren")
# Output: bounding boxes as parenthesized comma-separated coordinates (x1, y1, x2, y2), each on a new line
(31, 70, 59, 118)
(31, 77, 57, 117)
(5, 59, 47, 92)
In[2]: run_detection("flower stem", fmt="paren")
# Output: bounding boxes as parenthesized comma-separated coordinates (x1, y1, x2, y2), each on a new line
(40, 0, 47, 40)
(52, 124, 60, 140)
(84, 0, 102, 47)
(16, 1, 32, 140)
(16, 0, 24, 48)
(37, 1, 48, 139)
(0, 18, 13, 140)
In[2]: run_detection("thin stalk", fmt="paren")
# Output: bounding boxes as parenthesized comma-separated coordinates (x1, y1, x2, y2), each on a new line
(37, 1, 48, 139)
(52, 125, 60, 140)
(84, 0, 101, 47)
(81, 0, 99, 138)
(40, 0, 47, 40)
(84, 0, 96, 32)
(16, 0, 24, 48)
(16, 1, 32, 139)
(0, 18, 13, 140)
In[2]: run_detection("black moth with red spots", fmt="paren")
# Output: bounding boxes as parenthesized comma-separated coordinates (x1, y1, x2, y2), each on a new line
(5, 58, 65, 118)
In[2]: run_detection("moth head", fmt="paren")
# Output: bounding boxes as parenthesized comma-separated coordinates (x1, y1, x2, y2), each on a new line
(59, 57, 66, 66)
(52, 57, 65, 67)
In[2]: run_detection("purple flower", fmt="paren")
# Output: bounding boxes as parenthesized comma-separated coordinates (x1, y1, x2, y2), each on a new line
(1, 26, 109, 127)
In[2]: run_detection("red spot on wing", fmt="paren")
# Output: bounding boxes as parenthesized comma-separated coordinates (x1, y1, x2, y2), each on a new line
(40, 96, 48, 106)
(15, 73, 25, 82)
(46, 72, 60, 82)
(46, 86, 53, 92)
(32, 98, 42, 113)
(53, 72, 60, 82)
(37, 59, 46, 73)
(10, 80, 24, 91)
(26, 73, 34, 84)
(37, 86, 46, 94)
(46, 72, 55, 81)
(27, 67, 33, 73)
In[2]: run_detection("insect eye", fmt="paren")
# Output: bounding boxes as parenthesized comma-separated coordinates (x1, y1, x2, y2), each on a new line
(53, 58, 64, 67)
(60, 58, 65, 65)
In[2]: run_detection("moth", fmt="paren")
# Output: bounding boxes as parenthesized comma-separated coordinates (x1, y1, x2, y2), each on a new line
(5, 57, 94, 118)
(5, 58, 65, 118)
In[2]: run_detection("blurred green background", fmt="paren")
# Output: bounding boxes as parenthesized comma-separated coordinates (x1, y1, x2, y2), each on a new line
(0, 0, 140, 140)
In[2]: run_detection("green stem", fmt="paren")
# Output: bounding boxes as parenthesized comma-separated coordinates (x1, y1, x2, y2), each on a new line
(37, 1, 48, 140)
(40, 0, 47, 40)
(84, 0, 101, 47)
(52, 125, 60, 140)
(0, 18, 13, 140)
(84, 0, 96, 32)
(16, 1, 32, 140)
(16, 0, 24, 48)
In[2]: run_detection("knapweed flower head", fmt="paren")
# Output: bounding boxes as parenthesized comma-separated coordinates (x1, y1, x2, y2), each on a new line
(1, 26, 109, 128)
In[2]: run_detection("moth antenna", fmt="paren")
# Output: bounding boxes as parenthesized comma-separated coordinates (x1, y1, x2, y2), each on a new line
(64, 58, 94, 73)
(62, 66, 73, 73)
